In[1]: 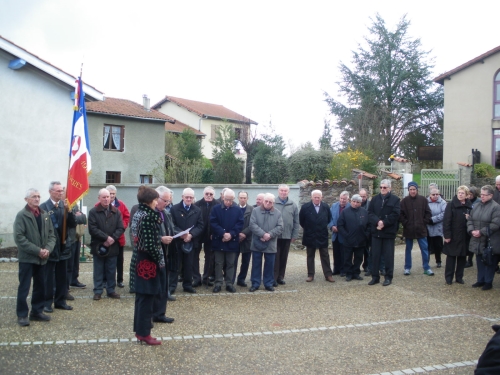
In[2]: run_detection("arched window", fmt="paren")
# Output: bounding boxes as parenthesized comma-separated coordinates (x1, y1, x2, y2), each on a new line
(495, 70, 500, 119)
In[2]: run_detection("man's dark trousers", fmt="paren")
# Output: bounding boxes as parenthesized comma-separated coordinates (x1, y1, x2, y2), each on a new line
(45, 259, 67, 308)
(343, 246, 364, 277)
(371, 237, 394, 281)
(274, 238, 291, 281)
(17, 263, 46, 317)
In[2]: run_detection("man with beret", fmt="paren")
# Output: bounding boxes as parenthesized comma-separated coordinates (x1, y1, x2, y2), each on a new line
(400, 181, 434, 276)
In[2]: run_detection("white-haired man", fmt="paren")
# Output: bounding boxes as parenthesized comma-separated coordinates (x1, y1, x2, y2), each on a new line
(299, 190, 334, 282)
(88, 188, 125, 300)
(170, 188, 204, 294)
(14, 188, 56, 326)
(274, 184, 299, 286)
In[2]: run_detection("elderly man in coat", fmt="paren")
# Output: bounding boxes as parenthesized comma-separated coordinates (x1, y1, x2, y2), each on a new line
(14, 188, 57, 326)
(210, 189, 244, 293)
(329, 191, 351, 276)
(400, 181, 433, 276)
(233, 191, 253, 287)
(88, 188, 125, 300)
(274, 184, 299, 286)
(249, 193, 283, 292)
(299, 190, 334, 282)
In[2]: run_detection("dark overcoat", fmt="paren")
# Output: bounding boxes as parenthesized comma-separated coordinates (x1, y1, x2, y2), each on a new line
(88, 204, 124, 257)
(40, 199, 76, 261)
(239, 205, 253, 253)
(210, 203, 244, 252)
(399, 194, 431, 239)
(299, 201, 332, 248)
(368, 192, 400, 239)
(170, 201, 204, 250)
(442, 195, 472, 257)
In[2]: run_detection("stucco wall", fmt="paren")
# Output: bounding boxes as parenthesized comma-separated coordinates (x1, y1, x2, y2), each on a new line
(87, 114, 165, 185)
(0, 50, 75, 246)
(442, 53, 500, 169)
(156, 101, 248, 159)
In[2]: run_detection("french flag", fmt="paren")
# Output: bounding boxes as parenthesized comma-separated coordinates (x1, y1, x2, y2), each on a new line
(66, 77, 91, 208)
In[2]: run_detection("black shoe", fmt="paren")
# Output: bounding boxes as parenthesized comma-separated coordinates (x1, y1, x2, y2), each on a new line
(249, 286, 258, 292)
(55, 304, 73, 310)
(436, 262, 442, 268)
(70, 281, 86, 289)
(382, 279, 391, 286)
(44, 306, 53, 313)
(277, 279, 286, 285)
(18, 316, 30, 326)
(472, 282, 485, 288)
(213, 286, 221, 293)
(368, 278, 380, 285)
(226, 285, 236, 293)
(332, 271, 340, 276)
(456, 279, 464, 284)
(237, 281, 248, 287)
(265, 286, 275, 292)
(192, 281, 202, 287)
(202, 280, 214, 287)
(446, 281, 452, 285)
(340, 273, 346, 277)
(345, 275, 352, 282)
(482, 283, 493, 291)
(153, 316, 174, 323)
(353, 275, 363, 281)
(364, 271, 372, 277)
(117, 282, 125, 288)
(66, 293, 75, 301)
(29, 313, 51, 322)
(273, 280, 278, 287)
(183, 286, 197, 294)
(464, 261, 473, 268)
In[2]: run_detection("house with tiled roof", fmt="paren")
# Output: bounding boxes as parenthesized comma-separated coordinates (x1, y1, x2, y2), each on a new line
(434, 45, 500, 169)
(152, 95, 257, 159)
(0, 35, 104, 246)
(86, 96, 176, 184)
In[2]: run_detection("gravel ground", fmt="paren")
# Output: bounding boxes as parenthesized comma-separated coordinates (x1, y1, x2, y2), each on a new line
(0, 245, 498, 374)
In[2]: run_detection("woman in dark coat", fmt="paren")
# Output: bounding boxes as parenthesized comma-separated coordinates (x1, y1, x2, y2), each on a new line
(443, 186, 472, 285)
(465, 186, 480, 268)
(131, 186, 166, 345)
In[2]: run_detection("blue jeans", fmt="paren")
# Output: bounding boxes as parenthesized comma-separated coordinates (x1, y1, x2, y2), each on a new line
(250, 251, 275, 288)
(93, 255, 117, 294)
(404, 238, 430, 271)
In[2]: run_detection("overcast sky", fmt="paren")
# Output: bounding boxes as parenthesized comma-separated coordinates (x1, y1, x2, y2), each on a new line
(1, 1, 499, 154)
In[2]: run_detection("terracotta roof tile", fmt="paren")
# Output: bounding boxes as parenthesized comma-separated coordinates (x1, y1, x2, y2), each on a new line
(152, 96, 258, 125)
(393, 157, 409, 163)
(434, 45, 500, 85)
(87, 97, 174, 122)
(381, 171, 403, 180)
(352, 169, 377, 179)
(165, 119, 205, 136)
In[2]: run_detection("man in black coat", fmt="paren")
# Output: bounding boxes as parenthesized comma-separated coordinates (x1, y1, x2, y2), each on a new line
(337, 194, 370, 281)
(367, 179, 400, 286)
(40, 181, 76, 312)
(194, 186, 218, 287)
(170, 188, 204, 294)
(299, 190, 334, 282)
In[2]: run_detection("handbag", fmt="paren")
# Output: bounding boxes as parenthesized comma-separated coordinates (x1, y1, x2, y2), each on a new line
(481, 226, 493, 266)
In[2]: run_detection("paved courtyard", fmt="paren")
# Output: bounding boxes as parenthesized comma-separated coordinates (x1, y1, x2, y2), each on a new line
(0, 244, 498, 374)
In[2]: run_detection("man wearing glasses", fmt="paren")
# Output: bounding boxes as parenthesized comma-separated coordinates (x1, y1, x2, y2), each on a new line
(170, 188, 204, 294)
(367, 179, 400, 286)
(400, 181, 434, 277)
(194, 186, 218, 288)
(14, 188, 56, 326)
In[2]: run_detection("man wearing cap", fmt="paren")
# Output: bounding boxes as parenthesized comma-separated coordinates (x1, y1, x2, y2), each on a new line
(400, 181, 434, 276)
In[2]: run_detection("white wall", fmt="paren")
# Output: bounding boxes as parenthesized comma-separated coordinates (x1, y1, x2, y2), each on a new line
(442, 53, 500, 169)
(0, 50, 75, 246)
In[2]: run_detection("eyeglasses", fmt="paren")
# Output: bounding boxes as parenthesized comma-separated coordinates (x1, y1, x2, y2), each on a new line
(205, 193, 214, 196)
(431, 194, 439, 196)
(379, 186, 388, 189)
(183, 196, 194, 199)
(264, 200, 274, 203)
(159, 197, 171, 203)
(480, 194, 492, 197)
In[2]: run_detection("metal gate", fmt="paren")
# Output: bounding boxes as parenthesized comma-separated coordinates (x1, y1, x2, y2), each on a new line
(420, 169, 461, 201)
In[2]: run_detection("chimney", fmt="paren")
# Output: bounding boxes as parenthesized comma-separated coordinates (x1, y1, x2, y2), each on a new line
(143, 94, 150, 111)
